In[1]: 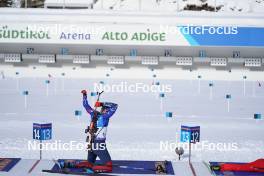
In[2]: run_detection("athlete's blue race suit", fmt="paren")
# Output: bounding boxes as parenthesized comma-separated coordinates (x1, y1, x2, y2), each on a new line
(81, 93, 118, 172)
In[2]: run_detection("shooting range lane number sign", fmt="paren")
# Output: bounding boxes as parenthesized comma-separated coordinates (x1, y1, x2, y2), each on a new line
(33, 123, 52, 141)
(180, 126, 200, 143)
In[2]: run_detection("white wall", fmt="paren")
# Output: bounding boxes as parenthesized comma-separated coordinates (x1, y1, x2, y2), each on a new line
(0, 64, 263, 81)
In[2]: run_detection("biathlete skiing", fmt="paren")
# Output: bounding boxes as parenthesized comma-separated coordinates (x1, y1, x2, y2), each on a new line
(63, 90, 118, 174)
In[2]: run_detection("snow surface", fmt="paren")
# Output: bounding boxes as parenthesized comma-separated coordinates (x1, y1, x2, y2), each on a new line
(2, 8, 264, 28)
(43, 0, 264, 13)
(0, 65, 263, 175)
(8, 0, 264, 13)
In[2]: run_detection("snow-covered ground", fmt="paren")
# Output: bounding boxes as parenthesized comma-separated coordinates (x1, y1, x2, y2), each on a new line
(94, 0, 264, 13)
(9, 0, 264, 13)
(42, 0, 264, 13)
(0, 65, 263, 175)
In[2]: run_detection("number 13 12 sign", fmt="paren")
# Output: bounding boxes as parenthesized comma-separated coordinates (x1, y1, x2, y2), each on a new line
(33, 123, 52, 141)
(180, 126, 200, 143)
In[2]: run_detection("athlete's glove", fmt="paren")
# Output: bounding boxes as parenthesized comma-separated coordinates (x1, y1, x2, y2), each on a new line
(81, 90, 87, 96)
(95, 101, 103, 107)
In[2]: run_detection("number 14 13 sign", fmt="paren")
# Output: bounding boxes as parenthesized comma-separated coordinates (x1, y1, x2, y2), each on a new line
(33, 123, 52, 141)
(180, 126, 200, 143)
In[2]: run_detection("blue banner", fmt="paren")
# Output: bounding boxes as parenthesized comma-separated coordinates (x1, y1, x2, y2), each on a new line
(180, 26, 264, 47)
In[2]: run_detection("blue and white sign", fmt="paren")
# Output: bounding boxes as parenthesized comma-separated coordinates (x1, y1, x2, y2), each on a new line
(165, 112, 173, 118)
(164, 49, 172, 57)
(22, 90, 29, 95)
(33, 123, 52, 141)
(96, 49, 104, 56)
(254, 113, 262, 120)
(130, 49, 137, 56)
(159, 93, 165, 98)
(199, 50, 206, 57)
(180, 26, 264, 47)
(61, 48, 69, 55)
(75, 110, 82, 116)
(226, 94, 231, 99)
(180, 126, 200, 143)
(91, 92, 97, 97)
(26, 47, 35, 54)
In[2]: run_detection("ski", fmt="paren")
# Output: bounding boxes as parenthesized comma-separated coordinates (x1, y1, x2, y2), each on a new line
(202, 160, 216, 176)
(210, 164, 221, 171)
(116, 164, 156, 172)
(52, 158, 62, 170)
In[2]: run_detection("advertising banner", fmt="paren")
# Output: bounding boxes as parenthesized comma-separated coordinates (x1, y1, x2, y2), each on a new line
(0, 23, 263, 47)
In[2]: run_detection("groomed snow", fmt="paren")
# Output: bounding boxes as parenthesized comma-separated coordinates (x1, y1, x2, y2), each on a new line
(11, 0, 264, 13)
(44, 0, 264, 13)
(0, 65, 263, 175)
